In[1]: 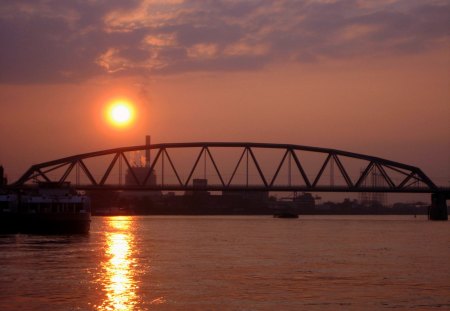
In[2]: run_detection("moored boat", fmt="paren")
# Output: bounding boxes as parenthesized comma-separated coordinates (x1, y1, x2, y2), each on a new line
(0, 182, 91, 234)
(273, 212, 299, 218)
(0, 193, 20, 233)
(271, 197, 299, 219)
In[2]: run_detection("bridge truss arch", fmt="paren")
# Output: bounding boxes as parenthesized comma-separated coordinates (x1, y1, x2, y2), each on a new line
(14, 142, 438, 193)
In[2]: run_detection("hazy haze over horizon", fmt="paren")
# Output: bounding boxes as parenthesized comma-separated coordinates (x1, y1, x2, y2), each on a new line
(0, 0, 449, 195)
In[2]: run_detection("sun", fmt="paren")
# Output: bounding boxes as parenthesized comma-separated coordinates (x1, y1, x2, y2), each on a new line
(107, 100, 135, 127)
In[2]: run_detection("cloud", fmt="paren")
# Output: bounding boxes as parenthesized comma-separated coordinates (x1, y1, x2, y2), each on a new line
(0, 0, 449, 83)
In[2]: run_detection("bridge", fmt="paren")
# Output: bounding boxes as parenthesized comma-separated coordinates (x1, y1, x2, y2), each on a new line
(11, 142, 449, 220)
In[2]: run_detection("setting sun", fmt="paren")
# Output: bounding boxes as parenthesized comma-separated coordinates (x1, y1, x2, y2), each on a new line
(107, 101, 135, 127)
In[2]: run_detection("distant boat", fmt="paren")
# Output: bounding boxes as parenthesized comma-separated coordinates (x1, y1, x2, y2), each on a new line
(271, 197, 299, 219)
(273, 212, 299, 219)
(0, 182, 91, 234)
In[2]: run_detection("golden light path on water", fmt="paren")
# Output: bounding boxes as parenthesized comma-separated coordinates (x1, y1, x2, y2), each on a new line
(98, 216, 138, 311)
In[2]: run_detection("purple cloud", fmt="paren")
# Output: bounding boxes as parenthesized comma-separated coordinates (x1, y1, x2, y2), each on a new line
(0, 0, 449, 83)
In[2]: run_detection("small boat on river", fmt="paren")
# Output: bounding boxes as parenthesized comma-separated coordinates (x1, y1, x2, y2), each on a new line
(273, 212, 299, 218)
(271, 197, 300, 219)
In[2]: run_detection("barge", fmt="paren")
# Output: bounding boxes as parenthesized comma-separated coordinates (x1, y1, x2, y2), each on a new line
(0, 182, 90, 234)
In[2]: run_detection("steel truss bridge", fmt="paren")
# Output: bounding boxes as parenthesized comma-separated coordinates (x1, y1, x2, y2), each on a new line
(13, 142, 443, 194)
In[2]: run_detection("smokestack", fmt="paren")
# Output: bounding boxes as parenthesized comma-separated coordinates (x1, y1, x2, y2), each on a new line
(145, 135, 151, 168)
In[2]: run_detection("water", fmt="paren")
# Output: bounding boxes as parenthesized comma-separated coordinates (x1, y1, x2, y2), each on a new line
(0, 215, 449, 310)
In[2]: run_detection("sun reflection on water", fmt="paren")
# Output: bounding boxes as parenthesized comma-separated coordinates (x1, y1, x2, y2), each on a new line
(98, 216, 138, 311)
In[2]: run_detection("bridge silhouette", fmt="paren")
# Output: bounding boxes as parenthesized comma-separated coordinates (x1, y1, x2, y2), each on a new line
(12, 142, 448, 219)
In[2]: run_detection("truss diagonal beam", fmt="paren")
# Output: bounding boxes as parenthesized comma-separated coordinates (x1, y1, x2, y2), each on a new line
(143, 148, 163, 185)
(270, 149, 289, 187)
(355, 162, 374, 188)
(121, 152, 141, 186)
(313, 154, 332, 187)
(404, 178, 421, 188)
(333, 155, 353, 187)
(375, 163, 396, 188)
(12, 142, 439, 193)
(60, 162, 76, 183)
(248, 148, 268, 187)
(41, 162, 72, 176)
(227, 148, 247, 187)
(99, 153, 120, 185)
(163, 149, 183, 186)
(185, 147, 206, 186)
(291, 150, 311, 187)
(205, 147, 225, 187)
(37, 169, 51, 182)
(78, 160, 97, 185)
(398, 171, 416, 189)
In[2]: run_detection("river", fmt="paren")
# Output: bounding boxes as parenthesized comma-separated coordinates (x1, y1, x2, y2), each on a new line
(0, 215, 449, 310)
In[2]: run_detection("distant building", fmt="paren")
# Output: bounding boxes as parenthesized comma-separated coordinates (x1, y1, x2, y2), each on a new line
(222, 190, 269, 201)
(121, 167, 161, 199)
(125, 167, 157, 186)
(293, 192, 315, 209)
(121, 135, 161, 197)
(185, 178, 210, 196)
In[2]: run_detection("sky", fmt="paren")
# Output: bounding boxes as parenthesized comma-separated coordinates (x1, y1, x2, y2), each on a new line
(0, 0, 449, 195)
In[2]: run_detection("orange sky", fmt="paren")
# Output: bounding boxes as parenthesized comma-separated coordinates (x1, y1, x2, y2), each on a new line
(0, 0, 449, 196)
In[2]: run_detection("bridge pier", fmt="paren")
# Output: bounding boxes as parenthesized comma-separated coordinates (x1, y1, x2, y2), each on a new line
(428, 193, 448, 221)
